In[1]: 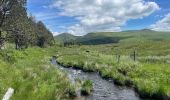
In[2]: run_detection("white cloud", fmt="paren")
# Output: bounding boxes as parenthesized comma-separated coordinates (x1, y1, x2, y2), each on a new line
(52, 0, 159, 35)
(52, 31, 61, 36)
(150, 13, 170, 31)
(33, 12, 59, 21)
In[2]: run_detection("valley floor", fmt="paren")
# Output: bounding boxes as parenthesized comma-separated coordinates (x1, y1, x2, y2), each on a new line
(56, 45, 170, 100)
(1, 43, 170, 100)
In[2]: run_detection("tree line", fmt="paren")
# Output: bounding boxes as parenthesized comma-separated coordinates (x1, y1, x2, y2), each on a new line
(0, 0, 54, 49)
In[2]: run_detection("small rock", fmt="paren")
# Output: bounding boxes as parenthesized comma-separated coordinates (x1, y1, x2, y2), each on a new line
(2, 88, 14, 100)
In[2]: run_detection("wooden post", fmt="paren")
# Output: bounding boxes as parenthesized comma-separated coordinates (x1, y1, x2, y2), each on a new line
(133, 50, 136, 61)
(117, 55, 120, 63)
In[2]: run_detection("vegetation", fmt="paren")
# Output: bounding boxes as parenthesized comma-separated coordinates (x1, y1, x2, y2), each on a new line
(81, 80, 93, 96)
(0, 0, 170, 100)
(0, 45, 76, 100)
(55, 42, 170, 100)
(0, 0, 54, 49)
(55, 33, 80, 47)
(55, 33, 78, 43)
(55, 29, 170, 48)
(0, 0, 77, 100)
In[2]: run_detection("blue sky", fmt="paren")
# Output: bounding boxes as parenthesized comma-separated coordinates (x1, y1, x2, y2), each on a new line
(27, 0, 170, 36)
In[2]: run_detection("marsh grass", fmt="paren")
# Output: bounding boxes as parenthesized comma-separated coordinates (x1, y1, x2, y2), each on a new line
(56, 46, 170, 99)
(138, 55, 170, 63)
(0, 47, 76, 100)
(81, 80, 93, 96)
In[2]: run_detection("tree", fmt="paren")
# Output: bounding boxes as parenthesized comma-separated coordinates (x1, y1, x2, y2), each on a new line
(0, 0, 16, 48)
(0, 0, 54, 49)
(36, 21, 54, 47)
(4, 0, 38, 48)
(37, 36, 45, 47)
(7, 28, 28, 49)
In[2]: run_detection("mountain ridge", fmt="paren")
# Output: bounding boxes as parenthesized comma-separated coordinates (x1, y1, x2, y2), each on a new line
(55, 30, 170, 45)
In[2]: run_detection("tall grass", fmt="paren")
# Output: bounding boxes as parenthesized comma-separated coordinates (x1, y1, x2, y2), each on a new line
(0, 47, 76, 100)
(56, 46, 170, 99)
(81, 80, 93, 96)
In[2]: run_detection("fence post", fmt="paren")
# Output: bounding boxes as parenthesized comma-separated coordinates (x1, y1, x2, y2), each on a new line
(133, 50, 136, 61)
(117, 55, 120, 63)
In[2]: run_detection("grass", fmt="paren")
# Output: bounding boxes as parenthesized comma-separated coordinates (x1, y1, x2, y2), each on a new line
(2, 36, 170, 100)
(131, 63, 170, 99)
(55, 45, 170, 100)
(0, 46, 76, 100)
(81, 80, 93, 96)
(55, 30, 170, 53)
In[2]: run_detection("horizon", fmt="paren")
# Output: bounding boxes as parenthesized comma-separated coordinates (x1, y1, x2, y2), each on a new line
(55, 28, 167, 37)
(27, 0, 170, 36)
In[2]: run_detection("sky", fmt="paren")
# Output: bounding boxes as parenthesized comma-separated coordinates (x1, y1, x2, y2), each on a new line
(27, 0, 170, 36)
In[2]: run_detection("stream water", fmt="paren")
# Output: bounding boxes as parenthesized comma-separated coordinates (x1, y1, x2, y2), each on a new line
(52, 58, 143, 100)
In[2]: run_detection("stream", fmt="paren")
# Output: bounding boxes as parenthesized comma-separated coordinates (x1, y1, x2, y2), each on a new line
(52, 58, 144, 100)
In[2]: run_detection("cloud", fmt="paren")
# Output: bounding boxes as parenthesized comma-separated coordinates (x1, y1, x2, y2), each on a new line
(150, 13, 170, 31)
(52, 31, 61, 36)
(33, 12, 59, 21)
(51, 0, 159, 35)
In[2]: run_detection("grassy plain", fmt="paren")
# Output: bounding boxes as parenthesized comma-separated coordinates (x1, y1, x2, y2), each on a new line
(55, 40, 170, 100)
(1, 29, 170, 100)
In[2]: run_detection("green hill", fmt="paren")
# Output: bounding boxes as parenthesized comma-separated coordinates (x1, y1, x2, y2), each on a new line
(55, 33, 80, 43)
(55, 29, 170, 45)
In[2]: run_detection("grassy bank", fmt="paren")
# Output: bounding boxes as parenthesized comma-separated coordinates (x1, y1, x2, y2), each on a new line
(0, 47, 76, 100)
(56, 45, 170, 100)
(81, 80, 93, 96)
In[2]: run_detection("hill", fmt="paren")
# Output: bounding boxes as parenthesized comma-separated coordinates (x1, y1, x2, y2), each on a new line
(55, 33, 80, 43)
(55, 29, 170, 45)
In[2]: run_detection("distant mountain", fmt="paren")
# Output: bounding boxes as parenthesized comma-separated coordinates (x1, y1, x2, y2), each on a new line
(123, 29, 154, 32)
(75, 32, 128, 45)
(55, 30, 170, 45)
(55, 33, 80, 43)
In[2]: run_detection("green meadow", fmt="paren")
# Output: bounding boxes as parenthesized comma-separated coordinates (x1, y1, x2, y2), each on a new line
(0, 30, 170, 100)
(54, 30, 170, 100)
(1, 0, 170, 99)
(0, 46, 76, 100)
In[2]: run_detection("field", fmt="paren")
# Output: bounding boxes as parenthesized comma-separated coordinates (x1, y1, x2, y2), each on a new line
(0, 46, 76, 100)
(0, 30, 170, 100)
(55, 36, 170, 100)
